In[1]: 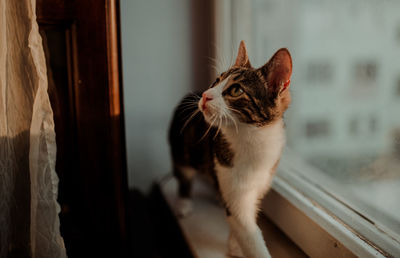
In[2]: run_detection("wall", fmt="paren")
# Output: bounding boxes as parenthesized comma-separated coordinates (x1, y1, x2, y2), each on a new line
(120, 0, 192, 191)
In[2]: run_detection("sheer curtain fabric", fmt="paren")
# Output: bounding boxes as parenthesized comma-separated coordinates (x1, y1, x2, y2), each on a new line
(0, 0, 66, 257)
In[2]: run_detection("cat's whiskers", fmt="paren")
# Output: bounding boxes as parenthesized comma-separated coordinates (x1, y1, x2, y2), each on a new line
(221, 113, 227, 128)
(211, 42, 232, 73)
(189, 92, 201, 98)
(213, 114, 223, 140)
(198, 113, 217, 143)
(179, 95, 200, 104)
(178, 105, 200, 121)
(179, 100, 199, 106)
(177, 98, 201, 119)
(208, 55, 225, 74)
(179, 100, 198, 105)
(180, 109, 200, 134)
(224, 108, 239, 134)
(178, 104, 199, 115)
(208, 61, 218, 74)
(184, 91, 201, 98)
(179, 99, 199, 107)
(180, 111, 199, 126)
(178, 101, 198, 108)
(203, 103, 240, 136)
(227, 106, 240, 114)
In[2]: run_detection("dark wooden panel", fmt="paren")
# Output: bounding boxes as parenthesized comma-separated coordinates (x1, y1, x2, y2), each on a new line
(36, 0, 74, 22)
(37, 0, 128, 257)
(71, 1, 128, 255)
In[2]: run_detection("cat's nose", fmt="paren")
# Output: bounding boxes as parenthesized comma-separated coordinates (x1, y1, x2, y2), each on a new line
(201, 92, 213, 111)
(202, 92, 213, 102)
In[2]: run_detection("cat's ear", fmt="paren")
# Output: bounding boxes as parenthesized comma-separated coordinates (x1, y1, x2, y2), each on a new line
(258, 48, 292, 94)
(233, 40, 252, 68)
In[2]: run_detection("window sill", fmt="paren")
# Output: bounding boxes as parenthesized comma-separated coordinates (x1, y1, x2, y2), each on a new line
(160, 177, 306, 258)
(264, 151, 399, 257)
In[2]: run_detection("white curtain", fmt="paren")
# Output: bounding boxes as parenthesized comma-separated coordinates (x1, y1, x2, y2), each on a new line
(0, 0, 67, 257)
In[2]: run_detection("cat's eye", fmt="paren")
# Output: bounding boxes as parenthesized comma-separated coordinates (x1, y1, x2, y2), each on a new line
(227, 84, 244, 97)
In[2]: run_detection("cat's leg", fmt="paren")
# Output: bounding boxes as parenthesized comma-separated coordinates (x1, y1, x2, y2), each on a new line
(226, 192, 271, 258)
(173, 165, 196, 217)
(227, 229, 243, 258)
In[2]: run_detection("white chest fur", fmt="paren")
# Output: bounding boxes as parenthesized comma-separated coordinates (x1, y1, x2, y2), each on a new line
(216, 119, 286, 203)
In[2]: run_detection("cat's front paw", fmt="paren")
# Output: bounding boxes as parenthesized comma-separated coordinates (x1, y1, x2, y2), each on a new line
(175, 198, 193, 218)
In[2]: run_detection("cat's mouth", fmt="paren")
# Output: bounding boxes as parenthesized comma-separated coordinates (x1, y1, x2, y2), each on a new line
(198, 98, 214, 118)
(201, 100, 207, 111)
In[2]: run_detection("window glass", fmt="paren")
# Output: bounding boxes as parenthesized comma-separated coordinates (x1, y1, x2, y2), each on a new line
(251, 0, 400, 240)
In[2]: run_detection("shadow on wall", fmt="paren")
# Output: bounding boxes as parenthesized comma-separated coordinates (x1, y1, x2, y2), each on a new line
(121, 0, 215, 192)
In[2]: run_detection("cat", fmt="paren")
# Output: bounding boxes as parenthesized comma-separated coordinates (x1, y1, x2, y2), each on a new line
(168, 41, 292, 258)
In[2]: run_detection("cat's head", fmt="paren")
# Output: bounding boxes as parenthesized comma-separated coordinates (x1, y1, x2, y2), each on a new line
(198, 41, 292, 129)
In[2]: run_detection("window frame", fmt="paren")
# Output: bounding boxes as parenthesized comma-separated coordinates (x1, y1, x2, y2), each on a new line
(264, 151, 399, 257)
(213, 1, 400, 257)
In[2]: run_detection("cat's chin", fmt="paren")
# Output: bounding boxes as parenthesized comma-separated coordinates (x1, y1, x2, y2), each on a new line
(201, 111, 239, 130)
(200, 109, 213, 122)
(203, 112, 220, 127)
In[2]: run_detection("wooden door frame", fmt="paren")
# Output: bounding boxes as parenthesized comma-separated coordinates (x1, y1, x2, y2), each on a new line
(37, 0, 128, 256)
